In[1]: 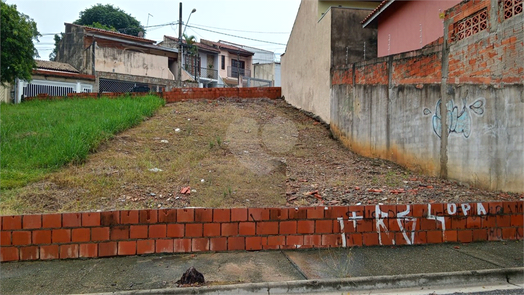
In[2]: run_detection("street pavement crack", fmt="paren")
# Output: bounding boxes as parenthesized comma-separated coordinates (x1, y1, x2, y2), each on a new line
(280, 251, 308, 280)
(451, 247, 506, 268)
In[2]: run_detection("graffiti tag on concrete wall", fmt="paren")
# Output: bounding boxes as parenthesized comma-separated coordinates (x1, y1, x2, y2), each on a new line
(423, 93, 484, 138)
(343, 202, 487, 245)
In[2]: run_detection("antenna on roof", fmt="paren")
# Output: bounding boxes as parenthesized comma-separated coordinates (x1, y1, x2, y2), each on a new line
(147, 13, 153, 27)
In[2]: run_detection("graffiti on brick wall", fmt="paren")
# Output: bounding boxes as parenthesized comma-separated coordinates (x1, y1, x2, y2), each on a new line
(343, 202, 488, 245)
(423, 92, 484, 138)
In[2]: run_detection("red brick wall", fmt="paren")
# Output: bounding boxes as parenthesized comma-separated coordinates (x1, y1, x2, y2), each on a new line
(1, 201, 522, 262)
(332, 46, 443, 86)
(391, 53, 442, 85)
(354, 61, 389, 85)
(162, 87, 282, 102)
(446, 0, 523, 84)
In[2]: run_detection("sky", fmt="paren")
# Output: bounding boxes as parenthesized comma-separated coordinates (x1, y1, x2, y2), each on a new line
(8, 0, 301, 61)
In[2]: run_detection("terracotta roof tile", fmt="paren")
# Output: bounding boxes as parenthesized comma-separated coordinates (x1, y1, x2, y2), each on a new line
(361, 0, 393, 25)
(164, 36, 221, 53)
(35, 60, 79, 73)
(201, 39, 254, 56)
(33, 69, 95, 81)
(67, 23, 156, 44)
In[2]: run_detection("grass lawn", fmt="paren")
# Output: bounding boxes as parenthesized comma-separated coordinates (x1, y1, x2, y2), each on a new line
(0, 95, 164, 190)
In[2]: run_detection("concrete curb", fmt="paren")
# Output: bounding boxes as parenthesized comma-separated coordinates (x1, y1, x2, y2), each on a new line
(78, 267, 524, 295)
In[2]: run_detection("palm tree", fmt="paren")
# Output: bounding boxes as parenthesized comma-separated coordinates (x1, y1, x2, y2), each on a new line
(183, 34, 199, 79)
(183, 34, 197, 56)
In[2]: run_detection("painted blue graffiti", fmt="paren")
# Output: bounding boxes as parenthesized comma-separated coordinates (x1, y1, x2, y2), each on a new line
(423, 96, 484, 139)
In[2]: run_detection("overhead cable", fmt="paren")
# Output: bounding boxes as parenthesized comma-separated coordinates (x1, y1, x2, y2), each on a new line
(190, 23, 289, 34)
(186, 25, 286, 46)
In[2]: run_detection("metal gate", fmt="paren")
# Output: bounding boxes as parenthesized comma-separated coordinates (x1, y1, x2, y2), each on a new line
(99, 79, 145, 93)
(99, 79, 164, 93)
(22, 80, 92, 98)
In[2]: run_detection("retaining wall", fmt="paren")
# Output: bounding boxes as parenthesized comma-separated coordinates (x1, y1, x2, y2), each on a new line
(1, 201, 522, 262)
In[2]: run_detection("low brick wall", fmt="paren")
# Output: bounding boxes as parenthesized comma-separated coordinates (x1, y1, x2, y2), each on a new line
(162, 87, 282, 102)
(1, 201, 522, 262)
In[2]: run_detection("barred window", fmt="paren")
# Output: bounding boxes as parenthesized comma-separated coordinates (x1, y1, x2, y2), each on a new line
(501, 0, 523, 19)
(452, 8, 488, 42)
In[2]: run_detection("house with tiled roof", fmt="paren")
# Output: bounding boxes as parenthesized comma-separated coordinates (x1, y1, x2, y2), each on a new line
(11, 60, 96, 103)
(160, 36, 255, 87)
(159, 36, 223, 88)
(202, 39, 255, 87)
(218, 40, 279, 87)
(361, 0, 461, 57)
(54, 23, 181, 93)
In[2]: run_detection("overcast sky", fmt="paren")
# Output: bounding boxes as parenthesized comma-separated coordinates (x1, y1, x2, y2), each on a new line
(8, 0, 301, 61)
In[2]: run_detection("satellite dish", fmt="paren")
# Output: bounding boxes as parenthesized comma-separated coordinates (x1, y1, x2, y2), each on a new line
(138, 31, 144, 38)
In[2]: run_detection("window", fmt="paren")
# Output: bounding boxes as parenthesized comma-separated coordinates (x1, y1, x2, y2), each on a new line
(231, 59, 245, 69)
(221, 55, 225, 70)
(230, 59, 246, 78)
(501, 0, 523, 20)
(452, 8, 488, 42)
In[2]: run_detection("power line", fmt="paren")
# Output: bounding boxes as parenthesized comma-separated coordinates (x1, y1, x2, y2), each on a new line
(35, 22, 288, 48)
(190, 23, 289, 34)
(186, 25, 286, 46)
(144, 22, 175, 28)
(187, 27, 204, 40)
(144, 22, 289, 35)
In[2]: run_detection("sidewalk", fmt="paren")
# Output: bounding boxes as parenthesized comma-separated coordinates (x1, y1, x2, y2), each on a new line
(1, 241, 522, 294)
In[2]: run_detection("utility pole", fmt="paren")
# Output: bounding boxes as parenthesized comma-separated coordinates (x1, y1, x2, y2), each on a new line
(177, 2, 182, 87)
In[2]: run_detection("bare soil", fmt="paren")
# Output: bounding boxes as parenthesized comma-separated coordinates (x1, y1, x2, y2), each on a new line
(3, 98, 521, 214)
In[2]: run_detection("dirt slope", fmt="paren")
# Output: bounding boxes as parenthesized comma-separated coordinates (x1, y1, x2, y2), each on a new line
(3, 98, 521, 214)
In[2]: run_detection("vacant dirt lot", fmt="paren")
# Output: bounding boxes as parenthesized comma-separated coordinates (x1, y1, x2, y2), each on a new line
(3, 98, 521, 214)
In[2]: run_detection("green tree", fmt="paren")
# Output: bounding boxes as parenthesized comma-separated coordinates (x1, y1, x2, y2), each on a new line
(0, 1, 40, 85)
(48, 33, 63, 61)
(75, 4, 145, 36)
(86, 22, 117, 32)
(183, 34, 198, 56)
(182, 34, 199, 78)
(50, 4, 144, 60)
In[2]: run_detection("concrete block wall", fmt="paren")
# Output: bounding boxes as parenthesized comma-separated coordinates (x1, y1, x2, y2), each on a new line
(1, 201, 522, 262)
